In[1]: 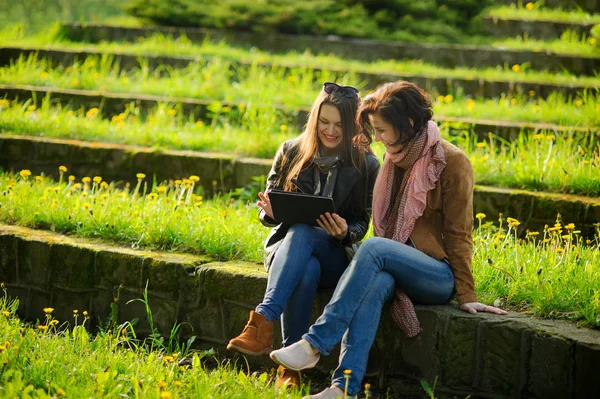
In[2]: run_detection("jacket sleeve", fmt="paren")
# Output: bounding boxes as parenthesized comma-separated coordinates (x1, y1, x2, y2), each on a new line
(441, 152, 478, 305)
(258, 142, 288, 227)
(340, 156, 380, 245)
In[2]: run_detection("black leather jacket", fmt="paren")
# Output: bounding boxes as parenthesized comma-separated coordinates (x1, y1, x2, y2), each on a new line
(259, 139, 380, 269)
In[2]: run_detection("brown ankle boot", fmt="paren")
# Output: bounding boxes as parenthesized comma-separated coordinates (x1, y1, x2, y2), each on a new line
(275, 365, 301, 390)
(227, 310, 274, 356)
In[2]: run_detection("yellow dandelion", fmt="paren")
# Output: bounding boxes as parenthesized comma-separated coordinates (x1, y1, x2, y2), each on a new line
(590, 38, 597, 45)
(160, 392, 172, 399)
(49, 320, 59, 326)
(148, 193, 158, 200)
(174, 179, 182, 185)
(168, 109, 177, 116)
(475, 142, 486, 148)
(82, 177, 91, 184)
(528, 90, 535, 97)
(189, 175, 200, 182)
(533, 105, 541, 111)
(175, 381, 182, 387)
(475, 213, 486, 220)
(532, 133, 544, 140)
(93, 176, 102, 184)
(526, 2, 534, 10)
(136, 173, 146, 180)
(280, 124, 288, 131)
(527, 231, 539, 236)
(57, 389, 66, 396)
(344, 369, 352, 375)
(158, 381, 168, 389)
(444, 94, 453, 103)
(73, 310, 78, 315)
(556, 248, 565, 253)
(59, 165, 67, 173)
(157, 186, 167, 193)
(86, 108, 99, 119)
(38, 325, 48, 331)
(195, 120, 205, 127)
(43, 307, 54, 314)
(28, 105, 36, 111)
(2, 311, 10, 317)
(575, 99, 583, 107)
(511, 64, 521, 72)
(565, 223, 575, 230)
(19, 169, 32, 178)
(35, 176, 43, 182)
(69, 175, 76, 181)
(83, 311, 88, 316)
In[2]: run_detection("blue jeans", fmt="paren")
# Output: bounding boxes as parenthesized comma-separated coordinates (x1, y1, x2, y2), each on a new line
(304, 237, 455, 395)
(255, 224, 348, 347)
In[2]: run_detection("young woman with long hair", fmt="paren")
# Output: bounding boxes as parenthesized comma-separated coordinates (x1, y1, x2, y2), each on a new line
(269, 81, 506, 398)
(227, 82, 380, 389)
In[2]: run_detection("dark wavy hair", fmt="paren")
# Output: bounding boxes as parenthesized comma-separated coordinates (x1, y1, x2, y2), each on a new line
(356, 81, 433, 147)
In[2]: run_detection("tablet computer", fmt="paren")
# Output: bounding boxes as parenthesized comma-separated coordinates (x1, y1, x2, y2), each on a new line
(268, 189, 335, 226)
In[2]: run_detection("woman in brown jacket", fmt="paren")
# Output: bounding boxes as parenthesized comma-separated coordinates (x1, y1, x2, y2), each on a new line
(269, 81, 506, 399)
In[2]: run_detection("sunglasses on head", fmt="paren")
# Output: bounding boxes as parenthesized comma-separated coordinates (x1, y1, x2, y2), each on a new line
(323, 82, 359, 98)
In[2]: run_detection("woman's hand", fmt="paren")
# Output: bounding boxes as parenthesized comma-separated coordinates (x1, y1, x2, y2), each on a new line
(317, 212, 348, 241)
(257, 191, 274, 220)
(460, 302, 507, 315)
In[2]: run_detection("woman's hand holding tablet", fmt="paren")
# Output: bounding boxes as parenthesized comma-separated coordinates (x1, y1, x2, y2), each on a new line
(317, 213, 348, 240)
(257, 190, 274, 219)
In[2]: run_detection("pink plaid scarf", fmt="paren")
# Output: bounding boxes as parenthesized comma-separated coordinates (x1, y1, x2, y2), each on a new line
(372, 120, 446, 336)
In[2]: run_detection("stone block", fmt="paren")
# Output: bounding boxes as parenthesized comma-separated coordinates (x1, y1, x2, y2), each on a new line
(183, 296, 224, 341)
(17, 238, 52, 289)
(477, 320, 528, 396)
(526, 333, 574, 399)
(201, 262, 267, 305)
(0, 234, 17, 284)
(94, 250, 144, 290)
(28, 290, 52, 323)
(574, 341, 600, 399)
(140, 258, 183, 301)
(439, 315, 479, 389)
(52, 290, 93, 325)
(49, 243, 96, 289)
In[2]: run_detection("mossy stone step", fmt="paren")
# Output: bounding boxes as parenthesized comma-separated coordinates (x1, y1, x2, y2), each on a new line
(61, 23, 600, 75)
(1, 224, 599, 398)
(483, 15, 595, 40)
(0, 46, 593, 99)
(1, 84, 595, 142)
(1, 134, 599, 237)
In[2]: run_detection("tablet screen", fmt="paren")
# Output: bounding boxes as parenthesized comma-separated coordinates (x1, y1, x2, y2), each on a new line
(268, 190, 335, 226)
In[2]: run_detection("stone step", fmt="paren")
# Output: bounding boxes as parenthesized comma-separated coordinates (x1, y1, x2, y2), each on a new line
(0, 224, 598, 398)
(1, 135, 599, 237)
(1, 84, 595, 142)
(483, 15, 595, 40)
(0, 46, 593, 99)
(60, 23, 600, 76)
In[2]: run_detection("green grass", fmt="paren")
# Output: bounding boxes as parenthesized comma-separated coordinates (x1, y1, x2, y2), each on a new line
(0, 172, 599, 326)
(1, 53, 599, 128)
(2, 98, 600, 196)
(0, 170, 266, 262)
(494, 29, 599, 57)
(3, 24, 600, 88)
(0, 0, 138, 33)
(487, 3, 600, 24)
(0, 291, 309, 398)
(0, 98, 297, 159)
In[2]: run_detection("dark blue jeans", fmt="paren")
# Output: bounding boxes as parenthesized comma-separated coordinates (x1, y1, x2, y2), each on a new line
(304, 237, 455, 395)
(255, 224, 349, 347)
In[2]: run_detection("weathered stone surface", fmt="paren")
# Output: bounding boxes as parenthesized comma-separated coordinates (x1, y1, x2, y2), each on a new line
(94, 250, 144, 290)
(527, 333, 574, 399)
(483, 16, 594, 40)
(574, 341, 600, 399)
(477, 320, 529, 396)
(49, 243, 96, 289)
(0, 233, 17, 284)
(201, 262, 267, 305)
(140, 259, 183, 301)
(17, 238, 52, 289)
(183, 297, 225, 341)
(439, 315, 479, 389)
(51, 290, 93, 324)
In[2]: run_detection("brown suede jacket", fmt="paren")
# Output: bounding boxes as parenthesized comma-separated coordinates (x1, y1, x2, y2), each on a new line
(409, 139, 477, 305)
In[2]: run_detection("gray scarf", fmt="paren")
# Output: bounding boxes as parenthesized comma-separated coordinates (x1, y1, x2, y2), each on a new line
(313, 153, 342, 198)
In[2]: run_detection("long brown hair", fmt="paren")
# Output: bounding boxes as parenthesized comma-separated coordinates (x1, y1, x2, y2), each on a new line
(356, 81, 433, 146)
(277, 88, 365, 191)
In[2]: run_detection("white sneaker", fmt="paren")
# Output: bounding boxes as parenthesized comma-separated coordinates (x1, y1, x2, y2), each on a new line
(302, 387, 356, 399)
(269, 339, 320, 371)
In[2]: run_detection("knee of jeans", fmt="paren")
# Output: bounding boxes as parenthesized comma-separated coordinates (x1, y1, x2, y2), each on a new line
(357, 237, 389, 264)
(287, 224, 316, 242)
